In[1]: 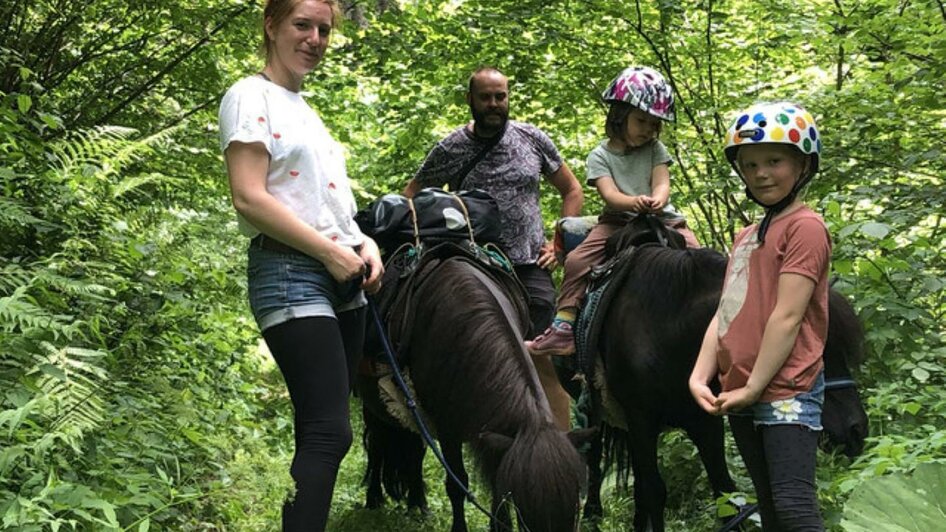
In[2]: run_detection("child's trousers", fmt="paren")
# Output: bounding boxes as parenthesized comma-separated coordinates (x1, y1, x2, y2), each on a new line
(729, 416, 824, 532)
(557, 218, 699, 310)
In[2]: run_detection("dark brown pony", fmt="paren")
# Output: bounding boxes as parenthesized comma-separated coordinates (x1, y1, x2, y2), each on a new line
(578, 215, 868, 532)
(359, 251, 587, 532)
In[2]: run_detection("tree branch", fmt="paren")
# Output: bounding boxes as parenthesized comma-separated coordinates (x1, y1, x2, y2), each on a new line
(91, 3, 253, 126)
(157, 93, 223, 133)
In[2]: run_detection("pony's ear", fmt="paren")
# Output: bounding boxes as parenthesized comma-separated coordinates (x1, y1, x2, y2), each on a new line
(566, 427, 599, 448)
(478, 431, 514, 454)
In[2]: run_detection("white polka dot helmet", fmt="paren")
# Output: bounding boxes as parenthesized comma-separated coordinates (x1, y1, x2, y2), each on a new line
(724, 101, 821, 178)
(601, 66, 675, 122)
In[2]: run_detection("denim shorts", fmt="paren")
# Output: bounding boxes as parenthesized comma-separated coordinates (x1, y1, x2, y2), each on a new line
(247, 245, 366, 332)
(730, 371, 825, 431)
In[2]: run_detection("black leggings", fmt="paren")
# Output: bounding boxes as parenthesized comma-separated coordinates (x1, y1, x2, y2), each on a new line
(729, 416, 824, 531)
(262, 309, 366, 532)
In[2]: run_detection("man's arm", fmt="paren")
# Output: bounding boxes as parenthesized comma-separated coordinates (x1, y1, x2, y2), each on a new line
(403, 143, 451, 198)
(537, 162, 583, 270)
(548, 162, 583, 218)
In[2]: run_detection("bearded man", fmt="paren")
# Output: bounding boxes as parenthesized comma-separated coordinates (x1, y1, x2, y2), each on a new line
(403, 66, 583, 430)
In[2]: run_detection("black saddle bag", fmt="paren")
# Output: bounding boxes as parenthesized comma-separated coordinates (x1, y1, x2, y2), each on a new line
(355, 188, 503, 251)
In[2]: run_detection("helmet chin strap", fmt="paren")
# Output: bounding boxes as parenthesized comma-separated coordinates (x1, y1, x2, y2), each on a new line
(744, 170, 813, 245)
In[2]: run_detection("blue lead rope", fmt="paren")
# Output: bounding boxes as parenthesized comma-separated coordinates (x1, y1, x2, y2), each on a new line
(718, 502, 759, 532)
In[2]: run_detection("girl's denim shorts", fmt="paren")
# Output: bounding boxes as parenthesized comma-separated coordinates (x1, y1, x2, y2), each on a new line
(730, 371, 825, 431)
(247, 245, 366, 332)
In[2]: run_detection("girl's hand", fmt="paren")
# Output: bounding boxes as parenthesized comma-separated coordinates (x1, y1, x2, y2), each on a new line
(627, 195, 647, 212)
(325, 245, 367, 284)
(689, 379, 720, 415)
(715, 386, 760, 414)
(638, 195, 657, 212)
(359, 238, 384, 294)
(649, 195, 668, 212)
(639, 195, 666, 213)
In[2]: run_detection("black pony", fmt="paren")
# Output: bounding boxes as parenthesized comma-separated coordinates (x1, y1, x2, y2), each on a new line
(358, 247, 588, 532)
(577, 214, 868, 532)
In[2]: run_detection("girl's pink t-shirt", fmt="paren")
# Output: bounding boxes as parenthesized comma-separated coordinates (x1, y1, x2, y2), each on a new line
(716, 206, 831, 402)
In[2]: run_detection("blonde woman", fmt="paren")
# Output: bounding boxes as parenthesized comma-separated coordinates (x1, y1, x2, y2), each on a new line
(218, 1, 382, 529)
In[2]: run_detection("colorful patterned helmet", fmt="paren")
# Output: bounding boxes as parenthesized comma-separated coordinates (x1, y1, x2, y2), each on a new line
(601, 66, 675, 122)
(724, 101, 821, 178)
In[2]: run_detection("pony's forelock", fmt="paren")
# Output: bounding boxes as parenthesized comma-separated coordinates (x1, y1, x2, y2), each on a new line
(495, 425, 584, 532)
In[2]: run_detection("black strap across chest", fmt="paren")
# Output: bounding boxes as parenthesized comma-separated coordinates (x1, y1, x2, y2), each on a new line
(448, 124, 507, 191)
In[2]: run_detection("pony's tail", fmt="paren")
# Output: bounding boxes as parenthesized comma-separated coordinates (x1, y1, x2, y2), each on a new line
(362, 409, 426, 505)
(601, 422, 632, 489)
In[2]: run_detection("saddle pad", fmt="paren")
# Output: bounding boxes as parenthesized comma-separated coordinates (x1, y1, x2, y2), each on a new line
(377, 368, 439, 437)
(574, 246, 639, 377)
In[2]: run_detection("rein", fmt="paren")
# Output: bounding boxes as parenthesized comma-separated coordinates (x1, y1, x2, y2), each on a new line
(824, 377, 857, 391)
(366, 293, 523, 532)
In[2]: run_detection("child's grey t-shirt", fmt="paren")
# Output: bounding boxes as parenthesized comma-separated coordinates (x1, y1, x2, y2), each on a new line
(586, 139, 685, 220)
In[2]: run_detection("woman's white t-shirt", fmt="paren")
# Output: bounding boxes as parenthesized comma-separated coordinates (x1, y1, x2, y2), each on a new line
(219, 76, 364, 248)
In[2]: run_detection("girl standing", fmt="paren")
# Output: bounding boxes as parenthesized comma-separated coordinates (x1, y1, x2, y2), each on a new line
(219, 1, 383, 529)
(689, 102, 829, 531)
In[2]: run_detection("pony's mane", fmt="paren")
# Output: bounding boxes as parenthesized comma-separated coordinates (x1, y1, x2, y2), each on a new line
(623, 246, 728, 313)
(413, 259, 549, 431)
(605, 214, 686, 255)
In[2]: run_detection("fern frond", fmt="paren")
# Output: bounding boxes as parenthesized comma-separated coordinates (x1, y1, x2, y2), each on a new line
(0, 261, 34, 294)
(112, 172, 184, 199)
(27, 342, 108, 443)
(46, 125, 183, 206)
(0, 196, 46, 230)
(32, 269, 115, 301)
(48, 125, 139, 181)
(0, 287, 71, 333)
(104, 125, 180, 180)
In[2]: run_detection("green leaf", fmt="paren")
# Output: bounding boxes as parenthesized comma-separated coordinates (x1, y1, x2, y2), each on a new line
(838, 222, 861, 239)
(860, 222, 891, 239)
(38, 112, 63, 130)
(0, 445, 27, 475)
(83, 499, 119, 528)
(912, 368, 930, 382)
(17, 95, 32, 114)
(138, 518, 151, 532)
(841, 462, 946, 531)
(156, 465, 169, 484)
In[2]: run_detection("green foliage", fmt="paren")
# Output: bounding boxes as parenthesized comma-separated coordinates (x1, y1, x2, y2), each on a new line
(1, 0, 944, 530)
(840, 462, 946, 532)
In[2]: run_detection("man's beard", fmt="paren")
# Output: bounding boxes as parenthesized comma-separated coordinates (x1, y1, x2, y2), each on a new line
(470, 105, 508, 136)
